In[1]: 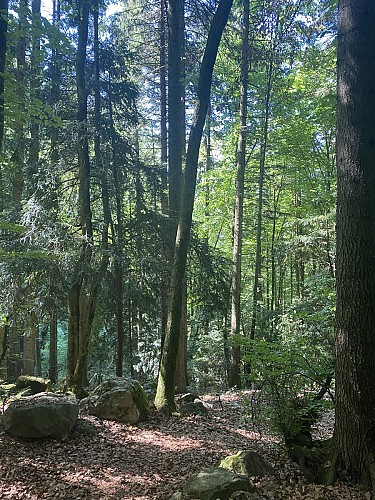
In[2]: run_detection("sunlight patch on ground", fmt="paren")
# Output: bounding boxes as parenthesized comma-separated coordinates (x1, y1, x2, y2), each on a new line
(130, 429, 203, 451)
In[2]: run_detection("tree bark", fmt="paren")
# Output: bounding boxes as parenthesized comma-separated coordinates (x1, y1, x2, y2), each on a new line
(28, 0, 41, 195)
(67, 0, 94, 396)
(334, 0, 375, 491)
(49, 309, 58, 383)
(0, 0, 8, 152)
(11, 0, 27, 206)
(155, 0, 233, 414)
(228, 0, 249, 389)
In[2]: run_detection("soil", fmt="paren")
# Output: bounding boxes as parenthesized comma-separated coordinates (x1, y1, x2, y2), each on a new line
(0, 391, 369, 499)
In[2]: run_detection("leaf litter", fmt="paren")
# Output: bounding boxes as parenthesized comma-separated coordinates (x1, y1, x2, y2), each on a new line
(0, 391, 368, 499)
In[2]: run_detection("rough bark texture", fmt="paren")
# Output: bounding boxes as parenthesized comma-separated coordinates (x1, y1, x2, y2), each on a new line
(228, 0, 249, 389)
(335, 0, 375, 491)
(155, 0, 233, 414)
(67, 0, 93, 396)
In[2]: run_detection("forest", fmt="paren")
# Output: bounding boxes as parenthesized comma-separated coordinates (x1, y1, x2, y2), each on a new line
(0, 0, 374, 498)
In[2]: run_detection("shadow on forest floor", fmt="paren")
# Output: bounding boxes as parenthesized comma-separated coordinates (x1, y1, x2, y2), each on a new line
(0, 391, 367, 499)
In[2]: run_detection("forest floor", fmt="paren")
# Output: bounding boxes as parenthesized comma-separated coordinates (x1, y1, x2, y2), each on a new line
(0, 390, 369, 499)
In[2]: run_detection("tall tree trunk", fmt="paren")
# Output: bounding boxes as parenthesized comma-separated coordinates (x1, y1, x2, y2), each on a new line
(67, 0, 94, 396)
(23, 312, 38, 375)
(228, 0, 249, 389)
(11, 0, 27, 206)
(167, 0, 184, 220)
(249, 44, 275, 341)
(159, 0, 169, 343)
(155, 0, 233, 414)
(334, 0, 375, 491)
(0, 0, 8, 152)
(108, 75, 125, 377)
(49, 308, 58, 383)
(28, 0, 41, 195)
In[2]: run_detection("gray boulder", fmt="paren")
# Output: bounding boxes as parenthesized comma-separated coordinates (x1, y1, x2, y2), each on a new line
(80, 378, 149, 424)
(179, 392, 199, 404)
(180, 399, 208, 416)
(181, 466, 256, 499)
(3, 392, 79, 440)
(220, 451, 274, 477)
(15, 375, 51, 395)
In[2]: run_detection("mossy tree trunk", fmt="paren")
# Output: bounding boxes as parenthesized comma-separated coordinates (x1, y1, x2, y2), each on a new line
(155, 0, 234, 414)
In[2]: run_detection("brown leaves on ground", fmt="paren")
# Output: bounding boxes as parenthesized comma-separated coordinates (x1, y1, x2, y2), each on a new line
(0, 391, 368, 499)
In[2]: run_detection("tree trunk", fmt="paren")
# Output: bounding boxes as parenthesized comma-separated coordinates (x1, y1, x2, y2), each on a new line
(0, 0, 8, 152)
(228, 0, 249, 389)
(49, 310, 58, 383)
(23, 312, 38, 375)
(106, 71, 125, 377)
(167, 0, 184, 220)
(249, 42, 275, 341)
(334, 0, 375, 491)
(66, 0, 94, 396)
(28, 0, 41, 195)
(11, 0, 27, 206)
(155, 0, 233, 414)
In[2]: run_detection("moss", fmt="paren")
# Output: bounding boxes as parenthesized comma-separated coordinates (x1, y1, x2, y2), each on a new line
(16, 375, 51, 394)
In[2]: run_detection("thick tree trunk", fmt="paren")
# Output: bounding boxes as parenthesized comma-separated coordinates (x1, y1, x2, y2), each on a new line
(67, 0, 94, 396)
(23, 312, 38, 375)
(228, 0, 249, 389)
(334, 0, 375, 491)
(155, 0, 233, 413)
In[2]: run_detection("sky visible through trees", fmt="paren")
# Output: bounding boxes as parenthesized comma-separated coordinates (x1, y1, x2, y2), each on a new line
(2, 0, 374, 493)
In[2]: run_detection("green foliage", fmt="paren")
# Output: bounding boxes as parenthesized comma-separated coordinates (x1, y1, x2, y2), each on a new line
(243, 337, 334, 441)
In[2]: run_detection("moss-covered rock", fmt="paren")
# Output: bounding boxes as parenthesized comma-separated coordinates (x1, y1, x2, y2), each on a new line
(15, 375, 51, 395)
(81, 378, 149, 424)
(181, 467, 256, 499)
(3, 392, 79, 440)
(220, 451, 274, 478)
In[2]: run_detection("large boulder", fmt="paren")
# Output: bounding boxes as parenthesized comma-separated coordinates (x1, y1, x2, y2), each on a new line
(3, 392, 79, 440)
(220, 451, 274, 477)
(80, 378, 149, 424)
(15, 375, 51, 395)
(180, 467, 256, 500)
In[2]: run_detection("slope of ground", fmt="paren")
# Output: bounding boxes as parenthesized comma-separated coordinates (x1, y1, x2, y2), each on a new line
(0, 391, 368, 499)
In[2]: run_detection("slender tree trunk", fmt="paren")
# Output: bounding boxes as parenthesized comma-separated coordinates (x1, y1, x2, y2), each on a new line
(334, 0, 375, 491)
(11, 0, 27, 206)
(0, 0, 8, 152)
(159, 0, 169, 339)
(167, 0, 184, 220)
(49, 309, 58, 383)
(28, 0, 41, 195)
(228, 0, 249, 389)
(108, 77, 125, 377)
(249, 49, 274, 341)
(155, 0, 233, 413)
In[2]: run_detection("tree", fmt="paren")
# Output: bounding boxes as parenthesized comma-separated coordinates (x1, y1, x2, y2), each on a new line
(334, 0, 375, 491)
(155, 0, 234, 414)
(0, 0, 8, 151)
(228, 0, 249, 389)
